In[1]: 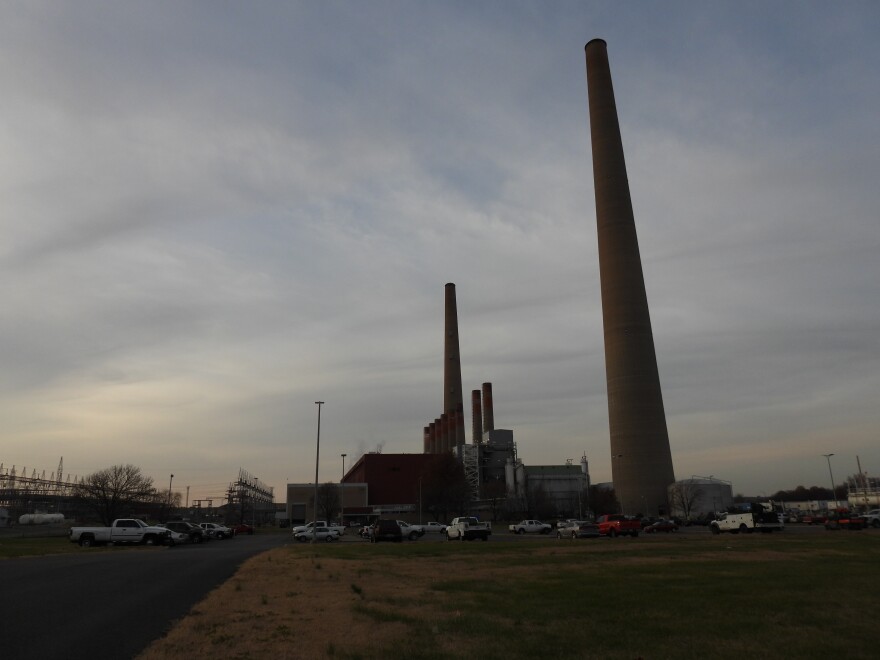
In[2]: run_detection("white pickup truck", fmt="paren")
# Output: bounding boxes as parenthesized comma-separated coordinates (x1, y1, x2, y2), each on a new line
(291, 520, 345, 537)
(710, 507, 783, 534)
(509, 519, 552, 535)
(445, 517, 491, 541)
(69, 519, 171, 547)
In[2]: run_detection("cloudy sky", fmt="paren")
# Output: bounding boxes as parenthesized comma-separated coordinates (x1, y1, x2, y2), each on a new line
(2, 2, 878, 502)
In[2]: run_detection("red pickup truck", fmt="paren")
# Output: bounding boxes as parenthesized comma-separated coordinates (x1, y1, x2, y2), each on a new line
(596, 514, 641, 538)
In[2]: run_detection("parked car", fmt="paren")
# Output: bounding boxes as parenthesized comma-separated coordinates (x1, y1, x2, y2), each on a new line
(294, 526, 340, 542)
(396, 521, 426, 540)
(291, 521, 345, 537)
(825, 512, 867, 531)
(162, 521, 207, 543)
(160, 527, 191, 546)
(231, 523, 255, 535)
(359, 525, 373, 539)
(596, 515, 642, 538)
(424, 522, 447, 534)
(645, 519, 679, 534)
(447, 517, 491, 541)
(862, 509, 880, 528)
(557, 522, 600, 539)
(199, 522, 233, 539)
(370, 519, 403, 543)
(508, 520, 552, 535)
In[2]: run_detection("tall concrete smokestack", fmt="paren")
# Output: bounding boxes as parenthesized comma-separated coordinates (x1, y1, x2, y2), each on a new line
(481, 382, 494, 433)
(444, 284, 464, 444)
(471, 389, 483, 444)
(585, 39, 675, 517)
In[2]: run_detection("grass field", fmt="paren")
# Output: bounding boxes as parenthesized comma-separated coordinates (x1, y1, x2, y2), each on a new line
(0, 534, 88, 558)
(139, 532, 880, 659)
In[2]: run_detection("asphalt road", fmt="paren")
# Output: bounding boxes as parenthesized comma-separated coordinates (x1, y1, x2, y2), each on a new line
(0, 533, 289, 660)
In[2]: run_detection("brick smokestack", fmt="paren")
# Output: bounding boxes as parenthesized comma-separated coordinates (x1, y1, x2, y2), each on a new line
(423, 426, 431, 454)
(455, 402, 465, 450)
(444, 283, 465, 443)
(440, 413, 449, 453)
(585, 39, 675, 517)
(482, 382, 494, 433)
(471, 389, 483, 445)
(433, 418, 441, 453)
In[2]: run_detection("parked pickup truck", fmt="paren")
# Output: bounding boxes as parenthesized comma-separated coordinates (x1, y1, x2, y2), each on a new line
(446, 517, 491, 541)
(509, 520, 552, 535)
(596, 514, 641, 538)
(69, 519, 171, 547)
(291, 520, 345, 537)
(709, 507, 783, 534)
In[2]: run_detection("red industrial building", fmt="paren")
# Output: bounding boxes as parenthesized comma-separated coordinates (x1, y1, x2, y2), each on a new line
(286, 453, 432, 525)
(344, 453, 431, 509)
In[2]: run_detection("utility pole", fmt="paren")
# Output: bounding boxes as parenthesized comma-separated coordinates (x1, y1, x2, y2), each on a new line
(313, 401, 324, 544)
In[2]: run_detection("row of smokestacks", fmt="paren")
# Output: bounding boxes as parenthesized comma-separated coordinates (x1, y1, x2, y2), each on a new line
(422, 283, 496, 454)
(423, 382, 495, 454)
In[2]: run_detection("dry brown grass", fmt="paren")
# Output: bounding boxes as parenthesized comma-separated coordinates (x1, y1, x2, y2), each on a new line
(138, 534, 880, 660)
(138, 547, 447, 659)
(139, 544, 596, 659)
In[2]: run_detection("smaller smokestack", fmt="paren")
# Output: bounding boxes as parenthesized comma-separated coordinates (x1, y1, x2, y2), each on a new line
(471, 389, 483, 445)
(423, 426, 430, 454)
(482, 382, 494, 432)
(440, 413, 449, 453)
(433, 418, 441, 453)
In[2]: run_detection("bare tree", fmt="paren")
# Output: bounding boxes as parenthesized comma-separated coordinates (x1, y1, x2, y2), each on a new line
(420, 453, 470, 521)
(316, 482, 340, 522)
(669, 481, 704, 521)
(73, 464, 157, 525)
(588, 485, 620, 517)
(481, 478, 507, 522)
(525, 483, 555, 520)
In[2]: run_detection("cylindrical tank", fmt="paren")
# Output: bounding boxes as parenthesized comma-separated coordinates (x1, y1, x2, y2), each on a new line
(505, 458, 515, 495)
(515, 460, 526, 498)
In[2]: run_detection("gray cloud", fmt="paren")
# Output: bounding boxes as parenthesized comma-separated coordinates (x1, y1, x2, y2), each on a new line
(1, 2, 878, 498)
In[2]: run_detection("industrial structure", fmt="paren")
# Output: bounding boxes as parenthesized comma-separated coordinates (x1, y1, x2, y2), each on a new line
(667, 476, 734, 520)
(413, 283, 592, 518)
(585, 39, 676, 516)
(0, 459, 273, 526)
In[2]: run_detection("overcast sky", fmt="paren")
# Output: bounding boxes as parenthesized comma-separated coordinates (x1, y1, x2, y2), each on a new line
(2, 2, 878, 503)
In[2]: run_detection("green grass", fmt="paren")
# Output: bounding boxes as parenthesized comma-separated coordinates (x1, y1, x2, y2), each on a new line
(293, 533, 880, 660)
(0, 535, 91, 558)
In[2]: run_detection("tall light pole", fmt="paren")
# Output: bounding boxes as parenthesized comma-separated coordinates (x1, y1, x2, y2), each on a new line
(313, 401, 324, 544)
(340, 453, 346, 527)
(168, 474, 174, 514)
(823, 453, 837, 511)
